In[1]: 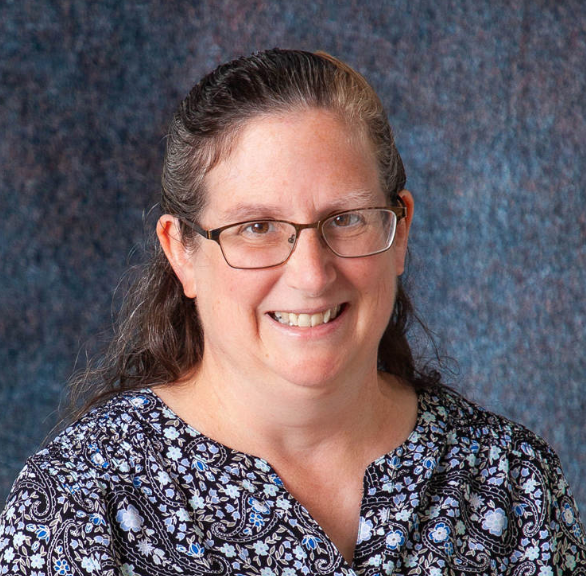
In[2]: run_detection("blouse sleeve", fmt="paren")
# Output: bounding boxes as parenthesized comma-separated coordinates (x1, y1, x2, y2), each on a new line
(510, 436, 586, 573)
(0, 454, 118, 575)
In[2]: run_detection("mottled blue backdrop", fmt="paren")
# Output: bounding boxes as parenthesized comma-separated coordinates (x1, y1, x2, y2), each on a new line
(1, 0, 585, 515)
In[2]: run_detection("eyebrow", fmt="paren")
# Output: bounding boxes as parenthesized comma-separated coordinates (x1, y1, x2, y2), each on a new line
(221, 189, 384, 222)
(221, 203, 286, 221)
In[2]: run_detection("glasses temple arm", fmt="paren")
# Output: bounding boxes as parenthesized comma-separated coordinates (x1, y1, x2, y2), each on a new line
(177, 217, 213, 240)
(393, 196, 407, 220)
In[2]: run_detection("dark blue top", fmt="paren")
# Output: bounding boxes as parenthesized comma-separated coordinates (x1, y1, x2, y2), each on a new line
(1, 386, 585, 575)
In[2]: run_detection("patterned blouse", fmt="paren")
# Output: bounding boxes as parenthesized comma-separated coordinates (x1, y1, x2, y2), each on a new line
(1, 386, 585, 576)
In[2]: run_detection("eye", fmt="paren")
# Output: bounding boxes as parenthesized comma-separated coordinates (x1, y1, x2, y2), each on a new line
(241, 221, 274, 235)
(330, 212, 364, 228)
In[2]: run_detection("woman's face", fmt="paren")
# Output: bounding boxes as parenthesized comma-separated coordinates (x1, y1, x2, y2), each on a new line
(172, 108, 412, 389)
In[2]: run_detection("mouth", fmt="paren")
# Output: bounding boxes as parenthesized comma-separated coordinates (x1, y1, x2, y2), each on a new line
(269, 304, 345, 328)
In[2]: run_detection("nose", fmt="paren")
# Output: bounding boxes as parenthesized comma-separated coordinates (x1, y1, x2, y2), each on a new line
(283, 227, 337, 295)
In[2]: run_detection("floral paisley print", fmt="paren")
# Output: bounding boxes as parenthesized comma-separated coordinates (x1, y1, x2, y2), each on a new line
(1, 386, 584, 575)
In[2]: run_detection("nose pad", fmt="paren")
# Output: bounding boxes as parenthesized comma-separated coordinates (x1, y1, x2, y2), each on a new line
(287, 234, 295, 244)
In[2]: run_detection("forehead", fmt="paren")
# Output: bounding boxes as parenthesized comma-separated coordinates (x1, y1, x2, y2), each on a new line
(203, 109, 383, 222)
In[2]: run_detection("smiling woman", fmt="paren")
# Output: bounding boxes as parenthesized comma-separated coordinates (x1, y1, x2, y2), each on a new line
(157, 109, 410, 395)
(1, 49, 585, 575)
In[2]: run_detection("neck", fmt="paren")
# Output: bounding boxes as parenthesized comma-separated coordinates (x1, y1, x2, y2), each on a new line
(156, 349, 416, 469)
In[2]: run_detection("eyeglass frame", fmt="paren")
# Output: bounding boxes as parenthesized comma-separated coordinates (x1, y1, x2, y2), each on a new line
(177, 196, 407, 270)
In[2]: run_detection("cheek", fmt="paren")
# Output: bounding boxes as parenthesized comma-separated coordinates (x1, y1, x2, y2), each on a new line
(198, 267, 272, 329)
(369, 274, 397, 315)
(351, 255, 397, 296)
(350, 258, 398, 333)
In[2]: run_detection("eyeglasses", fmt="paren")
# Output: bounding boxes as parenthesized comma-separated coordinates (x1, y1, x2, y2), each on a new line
(179, 199, 407, 270)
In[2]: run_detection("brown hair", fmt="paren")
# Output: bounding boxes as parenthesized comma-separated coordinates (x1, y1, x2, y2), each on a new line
(70, 49, 440, 417)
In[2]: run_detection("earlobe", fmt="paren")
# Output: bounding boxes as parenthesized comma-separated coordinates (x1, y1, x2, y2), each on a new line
(157, 215, 198, 298)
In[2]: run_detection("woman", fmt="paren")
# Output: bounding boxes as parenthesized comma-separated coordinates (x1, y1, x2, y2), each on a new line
(1, 49, 584, 575)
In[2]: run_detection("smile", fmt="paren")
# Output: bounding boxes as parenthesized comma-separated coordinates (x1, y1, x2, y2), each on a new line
(270, 305, 343, 327)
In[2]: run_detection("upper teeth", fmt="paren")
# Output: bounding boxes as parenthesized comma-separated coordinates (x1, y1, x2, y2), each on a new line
(273, 305, 341, 327)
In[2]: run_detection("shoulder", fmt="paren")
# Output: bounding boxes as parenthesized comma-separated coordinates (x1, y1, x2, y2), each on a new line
(33, 391, 155, 483)
(0, 390, 160, 574)
(421, 384, 571, 495)
(2, 390, 158, 522)
(415, 385, 585, 568)
(423, 384, 560, 461)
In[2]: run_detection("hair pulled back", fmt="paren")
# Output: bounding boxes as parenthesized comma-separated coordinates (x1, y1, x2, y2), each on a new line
(71, 49, 440, 416)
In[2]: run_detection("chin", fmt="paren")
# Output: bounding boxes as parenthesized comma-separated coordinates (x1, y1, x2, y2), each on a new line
(268, 353, 354, 391)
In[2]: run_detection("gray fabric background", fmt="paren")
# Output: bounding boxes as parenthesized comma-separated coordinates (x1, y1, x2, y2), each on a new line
(1, 0, 585, 516)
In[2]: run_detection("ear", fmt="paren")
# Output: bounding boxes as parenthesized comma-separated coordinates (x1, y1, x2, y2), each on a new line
(157, 215, 198, 298)
(392, 190, 414, 276)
